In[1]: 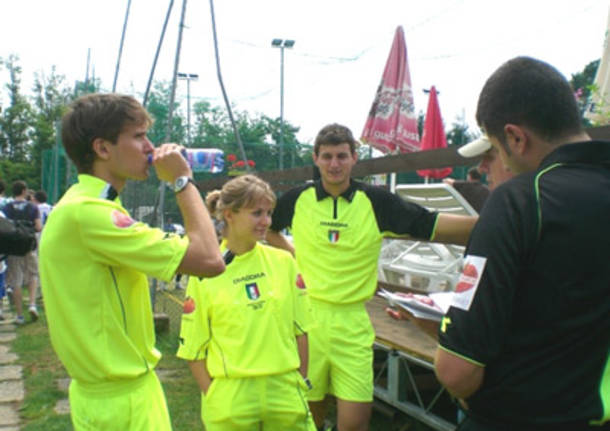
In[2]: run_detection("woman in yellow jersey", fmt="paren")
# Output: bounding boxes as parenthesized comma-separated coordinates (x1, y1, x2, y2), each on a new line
(177, 175, 317, 431)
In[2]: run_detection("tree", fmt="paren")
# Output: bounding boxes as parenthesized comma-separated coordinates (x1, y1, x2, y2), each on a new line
(570, 59, 600, 127)
(146, 81, 186, 144)
(0, 54, 33, 163)
(445, 116, 479, 180)
(30, 67, 72, 180)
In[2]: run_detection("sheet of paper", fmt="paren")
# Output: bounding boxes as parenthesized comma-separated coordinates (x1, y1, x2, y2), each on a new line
(378, 288, 452, 322)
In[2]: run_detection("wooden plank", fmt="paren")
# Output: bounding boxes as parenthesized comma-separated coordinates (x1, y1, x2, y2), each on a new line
(195, 147, 479, 192)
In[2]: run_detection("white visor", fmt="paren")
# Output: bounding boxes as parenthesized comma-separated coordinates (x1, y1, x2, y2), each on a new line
(457, 137, 492, 158)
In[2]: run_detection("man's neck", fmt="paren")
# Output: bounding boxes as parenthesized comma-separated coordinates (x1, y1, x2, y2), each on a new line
(90, 167, 125, 193)
(321, 179, 351, 198)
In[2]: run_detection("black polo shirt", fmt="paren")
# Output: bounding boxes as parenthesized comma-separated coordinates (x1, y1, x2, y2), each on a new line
(270, 179, 438, 304)
(439, 140, 610, 429)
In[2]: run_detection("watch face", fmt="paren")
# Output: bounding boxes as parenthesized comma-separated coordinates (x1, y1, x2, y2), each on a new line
(175, 177, 188, 191)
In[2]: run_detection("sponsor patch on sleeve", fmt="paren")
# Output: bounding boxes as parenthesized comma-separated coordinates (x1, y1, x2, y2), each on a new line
(183, 296, 196, 314)
(451, 255, 486, 311)
(111, 210, 135, 228)
(296, 273, 306, 290)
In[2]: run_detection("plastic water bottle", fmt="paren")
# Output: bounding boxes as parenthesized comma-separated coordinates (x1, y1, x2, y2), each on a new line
(149, 148, 225, 174)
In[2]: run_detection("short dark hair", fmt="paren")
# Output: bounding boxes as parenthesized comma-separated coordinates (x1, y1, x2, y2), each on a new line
(34, 190, 48, 203)
(467, 167, 482, 181)
(12, 180, 27, 197)
(61, 93, 153, 174)
(476, 57, 582, 146)
(314, 123, 357, 155)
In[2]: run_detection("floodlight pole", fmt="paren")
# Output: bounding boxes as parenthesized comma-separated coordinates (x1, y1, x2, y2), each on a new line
(178, 72, 199, 146)
(272, 38, 295, 170)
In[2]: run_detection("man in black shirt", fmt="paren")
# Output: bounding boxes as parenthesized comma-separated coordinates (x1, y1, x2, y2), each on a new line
(435, 56, 610, 430)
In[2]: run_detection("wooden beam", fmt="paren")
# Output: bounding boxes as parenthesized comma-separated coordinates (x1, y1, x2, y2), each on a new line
(194, 125, 609, 193)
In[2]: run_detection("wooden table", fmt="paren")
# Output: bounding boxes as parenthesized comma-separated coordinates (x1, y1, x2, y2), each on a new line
(366, 296, 438, 363)
(366, 296, 457, 431)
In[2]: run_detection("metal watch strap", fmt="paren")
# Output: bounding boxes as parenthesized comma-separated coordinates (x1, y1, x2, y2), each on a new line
(174, 177, 195, 194)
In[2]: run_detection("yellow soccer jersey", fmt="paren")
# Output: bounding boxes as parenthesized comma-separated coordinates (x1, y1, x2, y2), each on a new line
(39, 175, 189, 384)
(270, 180, 438, 304)
(177, 242, 314, 378)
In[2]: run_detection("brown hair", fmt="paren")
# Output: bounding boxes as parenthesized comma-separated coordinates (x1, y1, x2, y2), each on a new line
(206, 175, 276, 223)
(61, 93, 153, 173)
(313, 123, 357, 155)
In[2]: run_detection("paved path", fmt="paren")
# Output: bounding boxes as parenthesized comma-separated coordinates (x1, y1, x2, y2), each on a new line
(0, 299, 23, 431)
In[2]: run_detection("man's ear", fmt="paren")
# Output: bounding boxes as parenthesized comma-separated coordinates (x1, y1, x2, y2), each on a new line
(503, 124, 528, 155)
(92, 138, 112, 161)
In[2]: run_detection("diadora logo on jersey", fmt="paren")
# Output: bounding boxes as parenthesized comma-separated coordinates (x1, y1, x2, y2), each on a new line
(233, 272, 265, 284)
(183, 296, 196, 314)
(320, 221, 348, 228)
(451, 255, 487, 311)
(296, 274, 306, 289)
(328, 230, 340, 243)
(245, 283, 260, 300)
(111, 210, 135, 228)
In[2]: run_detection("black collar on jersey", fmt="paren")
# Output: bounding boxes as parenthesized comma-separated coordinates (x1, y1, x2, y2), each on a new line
(100, 184, 119, 201)
(223, 249, 235, 266)
(314, 179, 358, 202)
(539, 140, 610, 170)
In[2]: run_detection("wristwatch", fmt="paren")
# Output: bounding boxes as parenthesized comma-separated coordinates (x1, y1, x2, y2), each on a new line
(172, 176, 195, 193)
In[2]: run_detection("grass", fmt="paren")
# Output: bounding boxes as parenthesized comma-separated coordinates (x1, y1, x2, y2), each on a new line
(11, 309, 72, 431)
(11, 303, 422, 431)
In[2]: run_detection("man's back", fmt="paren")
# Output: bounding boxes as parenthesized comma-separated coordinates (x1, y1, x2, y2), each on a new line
(440, 141, 610, 427)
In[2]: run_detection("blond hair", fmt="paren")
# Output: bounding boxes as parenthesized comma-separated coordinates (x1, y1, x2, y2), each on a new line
(205, 175, 276, 222)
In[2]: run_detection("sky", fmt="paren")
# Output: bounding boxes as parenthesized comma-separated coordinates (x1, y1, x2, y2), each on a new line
(0, 0, 608, 144)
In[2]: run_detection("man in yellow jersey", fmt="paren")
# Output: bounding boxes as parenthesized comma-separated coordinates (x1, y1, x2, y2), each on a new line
(38, 93, 225, 431)
(267, 123, 476, 431)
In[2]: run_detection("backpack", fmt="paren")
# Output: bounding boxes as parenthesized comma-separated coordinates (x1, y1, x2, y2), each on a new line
(4, 201, 37, 236)
(0, 216, 37, 256)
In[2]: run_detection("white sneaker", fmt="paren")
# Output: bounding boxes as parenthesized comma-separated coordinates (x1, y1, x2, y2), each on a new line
(29, 305, 39, 322)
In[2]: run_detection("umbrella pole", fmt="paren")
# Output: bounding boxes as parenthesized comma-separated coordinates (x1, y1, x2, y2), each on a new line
(390, 172, 397, 193)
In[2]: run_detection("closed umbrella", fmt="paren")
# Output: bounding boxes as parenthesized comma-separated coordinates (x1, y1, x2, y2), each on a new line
(416, 86, 452, 181)
(361, 26, 420, 154)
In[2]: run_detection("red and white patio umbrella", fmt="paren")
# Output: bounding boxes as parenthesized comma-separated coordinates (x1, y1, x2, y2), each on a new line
(416, 86, 452, 181)
(361, 26, 420, 154)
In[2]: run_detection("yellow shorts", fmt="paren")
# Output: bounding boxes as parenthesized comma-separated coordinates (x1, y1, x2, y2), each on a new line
(69, 371, 171, 431)
(202, 369, 316, 431)
(307, 299, 375, 402)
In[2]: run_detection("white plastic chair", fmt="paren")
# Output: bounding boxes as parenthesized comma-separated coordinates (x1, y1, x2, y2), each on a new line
(379, 183, 478, 292)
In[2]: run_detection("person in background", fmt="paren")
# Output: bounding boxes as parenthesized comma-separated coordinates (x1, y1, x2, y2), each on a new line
(266, 123, 476, 431)
(443, 165, 490, 213)
(3, 180, 42, 324)
(435, 56, 610, 430)
(178, 174, 316, 431)
(33, 191, 53, 229)
(0, 180, 9, 209)
(0, 180, 8, 321)
(457, 138, 514, 192)
(39, 93, 225, 431)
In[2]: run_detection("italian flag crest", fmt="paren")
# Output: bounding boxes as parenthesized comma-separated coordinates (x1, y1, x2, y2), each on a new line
(245, 283, 260, 300)
(328, 230, 340, 243)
